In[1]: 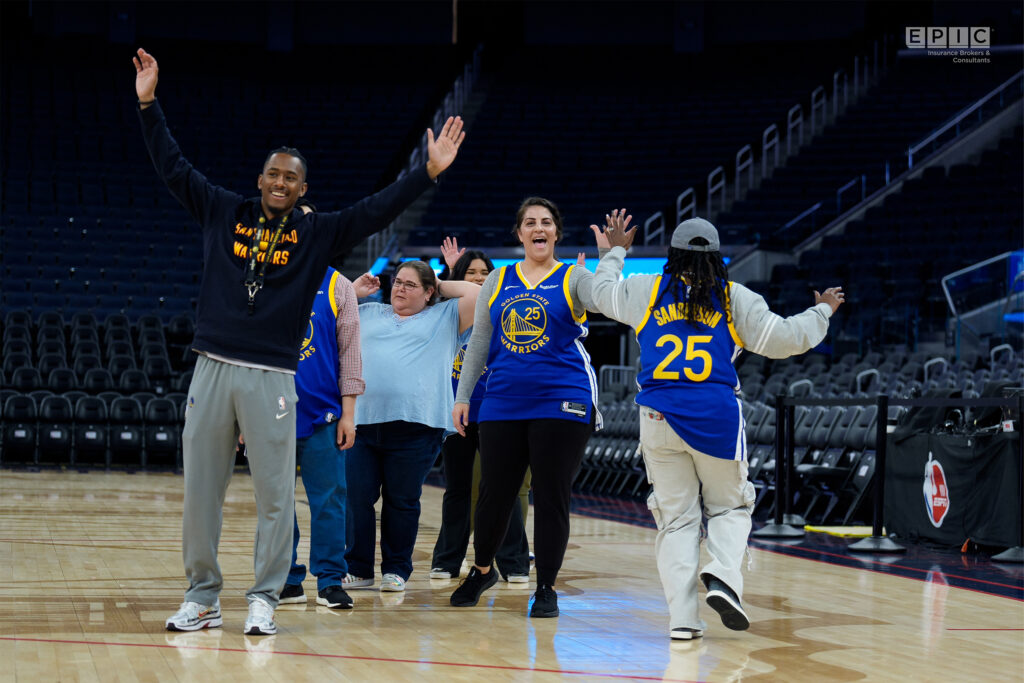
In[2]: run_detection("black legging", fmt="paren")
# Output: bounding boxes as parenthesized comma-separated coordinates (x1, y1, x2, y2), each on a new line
(475, 417, 592, 586)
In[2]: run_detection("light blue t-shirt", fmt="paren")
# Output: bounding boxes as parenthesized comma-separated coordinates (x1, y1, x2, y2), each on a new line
(356, 298, 461, 431)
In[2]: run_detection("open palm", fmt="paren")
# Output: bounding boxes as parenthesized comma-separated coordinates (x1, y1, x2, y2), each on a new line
(133, 48, 159, 101)
(425, 116, 465, 179)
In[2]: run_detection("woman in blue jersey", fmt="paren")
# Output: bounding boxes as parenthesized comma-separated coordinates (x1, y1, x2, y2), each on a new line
(430, 244, 532, 583)
(449, 197, 602, 618)
(588, 212, 844, 640)
(342, 260, 480, 593)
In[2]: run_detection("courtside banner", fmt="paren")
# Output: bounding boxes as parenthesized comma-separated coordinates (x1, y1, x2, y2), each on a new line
(886, 432, 1020, 547)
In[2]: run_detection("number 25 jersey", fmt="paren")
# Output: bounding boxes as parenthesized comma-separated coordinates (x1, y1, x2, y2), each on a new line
(636, 275, 745, 460)
(478, 262, 598, 425)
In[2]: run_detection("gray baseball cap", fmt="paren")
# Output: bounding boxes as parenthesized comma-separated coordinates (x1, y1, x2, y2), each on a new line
(670, 218, 720, 252)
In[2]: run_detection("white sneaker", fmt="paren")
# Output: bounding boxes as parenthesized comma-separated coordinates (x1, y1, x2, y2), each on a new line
(244, 597, 277, 635)
(165, 600, 222, 632)
(379, 573, 406, 592)
(504, 573, 529, 583)
(670, 627, 704, 640)
(342, 573, 373, 589)
(429, 567, 452, 579)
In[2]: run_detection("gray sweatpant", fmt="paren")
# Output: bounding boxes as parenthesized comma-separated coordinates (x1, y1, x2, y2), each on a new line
(181, 354, 297, 607)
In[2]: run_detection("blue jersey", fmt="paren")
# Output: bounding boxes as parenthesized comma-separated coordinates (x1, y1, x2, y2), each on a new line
(452, 328, 489, 424)
(478, 262, 597, 425)
(295, 269, 342, 439)
(635, 275, 746, 460)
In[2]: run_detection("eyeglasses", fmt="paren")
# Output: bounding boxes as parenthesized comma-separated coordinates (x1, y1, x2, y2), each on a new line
(392, 278, 422, 291)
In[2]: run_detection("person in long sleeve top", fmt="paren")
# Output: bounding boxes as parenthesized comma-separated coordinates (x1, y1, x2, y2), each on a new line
(448, 197, 604, 618)
(133, 48, 466, 636)
(583, 212, 844, 641)
(278, 266, 364, 611)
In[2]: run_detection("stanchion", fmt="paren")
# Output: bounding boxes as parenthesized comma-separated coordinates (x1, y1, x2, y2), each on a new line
(753, 394, 804, 539)
(992, 393, 1023, 563)
(783, 401, 806, 526)
(849, 394, 906, 553)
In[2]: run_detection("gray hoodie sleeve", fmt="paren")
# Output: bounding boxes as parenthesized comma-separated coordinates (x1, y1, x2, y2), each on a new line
(454, 269, 499, 405)
(729, 282, 833, 358)
(581, 246, 659, 328)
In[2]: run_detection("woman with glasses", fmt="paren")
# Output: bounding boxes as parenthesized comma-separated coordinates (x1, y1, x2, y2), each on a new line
(342, 261, 480, 593)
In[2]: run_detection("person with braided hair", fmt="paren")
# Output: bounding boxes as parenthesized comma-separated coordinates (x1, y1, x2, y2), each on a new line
(585, 212, 844, 641)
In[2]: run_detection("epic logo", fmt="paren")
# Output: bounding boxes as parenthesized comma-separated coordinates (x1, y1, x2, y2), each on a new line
(922, 452, 950, 528)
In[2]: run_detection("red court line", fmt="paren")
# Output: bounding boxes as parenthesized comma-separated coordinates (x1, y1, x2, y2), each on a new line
(751, 539, 1024, 592)
(0, 636, 696, 682)
(750, 543, 1024, 603)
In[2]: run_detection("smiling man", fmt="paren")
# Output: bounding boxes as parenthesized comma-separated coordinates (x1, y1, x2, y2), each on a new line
(133, 47, 465, 636)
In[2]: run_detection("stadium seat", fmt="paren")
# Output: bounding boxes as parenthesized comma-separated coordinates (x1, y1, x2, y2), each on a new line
(10, 367, 42, 392)
(108, 397, 144, 466)
(144, 397, 181, 469)
(2, 395, 38, 464)
(47, 367, 79, 393)
(119, 369, 152, 394)
(82, 367, 115, 394)
(73, 396, 109, 466)
(37, 395, 74, 463)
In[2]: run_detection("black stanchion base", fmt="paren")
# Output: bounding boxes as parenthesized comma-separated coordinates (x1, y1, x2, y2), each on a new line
(848, 535, 906, 553)
(752, 523, 805, 539)
(991, 546, 1024, 563)
(783, 513, 806, 526)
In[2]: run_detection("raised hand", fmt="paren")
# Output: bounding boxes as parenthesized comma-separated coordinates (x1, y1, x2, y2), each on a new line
(440, 235, 465, 270)
(814, 286, 845, 313)
(353, 272, 381, 299)
(590, 208, 635, 251)
(576, 252, 586, 267)
(425, 116, 466, 180)
(133, 48, 159, 103)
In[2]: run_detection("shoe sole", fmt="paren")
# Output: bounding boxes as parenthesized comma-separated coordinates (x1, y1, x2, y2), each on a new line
(244, 625, 277, 635)
(429, 572, 453, 579)
(529, 607, 559, 618)
(316, 596, 353, 610)
(380, 585, 405, 592)
(670, 630, 703, 640)
(706, 591, 750, 631)
(342, 581, 374, 589)
(505, 575, 529, 583)
(165, 617, 222, 632)
(278, 595, 306, 605)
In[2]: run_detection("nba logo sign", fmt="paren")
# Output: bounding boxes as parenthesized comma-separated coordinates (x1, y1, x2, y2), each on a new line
(278, 396, 286, 411)
(922, 452, 950, 528)
(906, 27, 991, 49)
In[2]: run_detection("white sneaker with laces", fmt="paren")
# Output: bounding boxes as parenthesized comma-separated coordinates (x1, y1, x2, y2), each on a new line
(342, 573, 373, 589)
(244, 597, 277, 635)
(379, 573, 406, 592)
(165, 600, 222, 632)
(429, 567, 452, 579)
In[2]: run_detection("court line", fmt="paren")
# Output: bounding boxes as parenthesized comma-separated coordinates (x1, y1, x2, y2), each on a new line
(750, 539, 1023, 592)
(750, 542, 1024, 602)
(945, 628, 1024, 631)
(0, 635, 697, 682)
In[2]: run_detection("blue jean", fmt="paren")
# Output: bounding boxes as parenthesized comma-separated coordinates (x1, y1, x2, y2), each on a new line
(288, 422, 348, 591)
(345, 421, 444, 581)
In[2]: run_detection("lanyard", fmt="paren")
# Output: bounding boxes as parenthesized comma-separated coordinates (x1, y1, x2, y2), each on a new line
(244, 214, 288, 315)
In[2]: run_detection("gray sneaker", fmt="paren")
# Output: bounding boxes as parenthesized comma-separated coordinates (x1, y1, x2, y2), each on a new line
(342, 573, 373, 589)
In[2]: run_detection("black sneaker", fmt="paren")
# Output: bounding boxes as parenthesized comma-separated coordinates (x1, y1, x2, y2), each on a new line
(279, 583, 306, 604)
(704, 577, 749, 631)
(450, 566, 498, 606)
(529, 584, 559, 618)
(316, 585, 354, 610)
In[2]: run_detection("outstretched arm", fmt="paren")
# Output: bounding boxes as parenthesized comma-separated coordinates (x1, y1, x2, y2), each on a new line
(134, 48, 158, 109)
(730, 283, 841, 358)
(425, 116, 466, 180)
(437, 279, 481, 334)
(134, 47, 240, 228)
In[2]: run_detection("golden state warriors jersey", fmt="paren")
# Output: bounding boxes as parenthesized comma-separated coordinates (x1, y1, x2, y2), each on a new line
(636, 276, 746, 460)
(478, 262, 598, 425)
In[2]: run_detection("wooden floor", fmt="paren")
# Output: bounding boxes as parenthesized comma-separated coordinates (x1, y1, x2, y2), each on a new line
(1, 469, 1021, 682)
